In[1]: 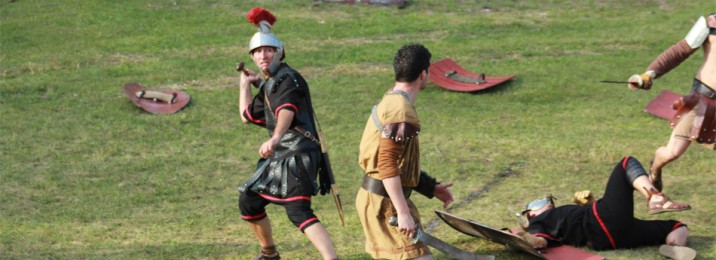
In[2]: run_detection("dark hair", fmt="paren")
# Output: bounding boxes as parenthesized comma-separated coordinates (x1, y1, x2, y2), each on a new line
(393, 44, 431, 82)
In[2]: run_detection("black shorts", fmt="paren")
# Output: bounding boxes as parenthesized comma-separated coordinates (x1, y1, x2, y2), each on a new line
(239, 190, 320, 232)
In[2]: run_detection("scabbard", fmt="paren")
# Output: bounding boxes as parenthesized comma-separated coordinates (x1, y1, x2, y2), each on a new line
(331, 184, 345, 226)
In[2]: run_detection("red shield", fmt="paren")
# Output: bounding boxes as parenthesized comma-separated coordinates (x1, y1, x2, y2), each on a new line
(124, 83, 190, 115)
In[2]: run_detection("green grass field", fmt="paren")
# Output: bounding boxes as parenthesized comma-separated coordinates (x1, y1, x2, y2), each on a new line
(1, 0, 714, 259)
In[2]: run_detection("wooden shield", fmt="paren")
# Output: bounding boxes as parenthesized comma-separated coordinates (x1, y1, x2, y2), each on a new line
(435, 211, 604, 260)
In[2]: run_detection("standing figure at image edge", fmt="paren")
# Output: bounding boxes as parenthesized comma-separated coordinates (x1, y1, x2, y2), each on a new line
(627, 13, 716, 193)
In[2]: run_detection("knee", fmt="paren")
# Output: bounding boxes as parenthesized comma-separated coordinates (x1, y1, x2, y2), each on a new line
(666, 226, 689, 246)
(666, 149, 685, 160)
(286, 206, 319, 231)
(622, 156, 647, 183)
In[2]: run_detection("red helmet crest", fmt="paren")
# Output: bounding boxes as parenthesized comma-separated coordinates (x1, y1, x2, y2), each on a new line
(246, 7, 276, 27)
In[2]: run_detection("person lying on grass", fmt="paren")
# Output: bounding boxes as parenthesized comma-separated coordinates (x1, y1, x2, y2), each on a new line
(516, 156, 695, 260)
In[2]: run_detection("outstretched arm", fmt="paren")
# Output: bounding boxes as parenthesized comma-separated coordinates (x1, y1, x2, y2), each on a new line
(627, 16, 705, 90)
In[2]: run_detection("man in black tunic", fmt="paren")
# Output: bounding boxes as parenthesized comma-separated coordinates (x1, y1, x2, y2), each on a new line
(237, 7, 337, 260)
(518, 156, 694, 259)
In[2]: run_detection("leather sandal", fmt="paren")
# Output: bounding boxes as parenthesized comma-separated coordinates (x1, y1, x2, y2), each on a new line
(647, 189, 691, 214)
(254, 253, 281, 260)
(649, 158, 663, 192)
(254, 245, 281, 260)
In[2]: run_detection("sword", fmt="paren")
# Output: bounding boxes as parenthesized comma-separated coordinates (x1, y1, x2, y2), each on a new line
(318, 131, 345, 227)
(389, 217, 495, 260)
(235, 61, 259, 88)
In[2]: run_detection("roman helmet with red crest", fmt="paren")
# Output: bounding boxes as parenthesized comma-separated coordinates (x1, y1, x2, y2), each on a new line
(246, 7, 284, 76)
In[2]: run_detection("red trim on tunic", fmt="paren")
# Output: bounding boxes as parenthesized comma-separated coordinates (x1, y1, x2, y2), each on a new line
(534, 233, 557, 240)
(241, 211, 267, 220)
(621, 156, 629, 170)
(258, 193, 312, 202)
(672, 222, 686, 230)
(592, 202, 617, 249)
(274, 103, 298, 118)
(244, 104, 266, 124)
(298, 217, 319, 230)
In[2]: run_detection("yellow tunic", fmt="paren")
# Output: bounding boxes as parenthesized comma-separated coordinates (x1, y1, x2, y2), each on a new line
(356, 91, 430, 259)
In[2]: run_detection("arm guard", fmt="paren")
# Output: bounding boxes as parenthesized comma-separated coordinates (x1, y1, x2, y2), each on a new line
(646, 40, 696, 78)
(413, 171, 438, 198)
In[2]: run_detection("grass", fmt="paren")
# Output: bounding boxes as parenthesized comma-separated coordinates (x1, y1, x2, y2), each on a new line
(1, 0, 714, 259)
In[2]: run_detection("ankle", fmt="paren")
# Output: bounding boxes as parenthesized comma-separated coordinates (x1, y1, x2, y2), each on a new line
(257, 245, 280, 260)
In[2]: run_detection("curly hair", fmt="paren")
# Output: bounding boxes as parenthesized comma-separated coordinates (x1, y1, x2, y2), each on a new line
(393, 44, 432, 82)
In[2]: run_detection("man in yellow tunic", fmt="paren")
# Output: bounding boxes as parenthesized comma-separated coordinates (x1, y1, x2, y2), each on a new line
(356, 44, 454, 260)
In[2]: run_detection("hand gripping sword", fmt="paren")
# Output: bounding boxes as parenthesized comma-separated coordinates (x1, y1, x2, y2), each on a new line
(235, 61, 259, 88)
(389, 217, 495, 260)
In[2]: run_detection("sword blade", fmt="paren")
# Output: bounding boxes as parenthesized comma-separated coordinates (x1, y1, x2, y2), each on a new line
(415, 229, 495, 260)
(600, 80, 630, 84)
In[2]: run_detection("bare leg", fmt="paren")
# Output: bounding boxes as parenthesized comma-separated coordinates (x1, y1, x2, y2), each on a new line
(303, 223, 338, 260)
(652, 134, 691, 186)
(666, 226, 689, 246)
(247, 217, 278, 257)
(659, 226, 696, 260)
(632, 175, 657, 199)
(632, 175, 690, 212)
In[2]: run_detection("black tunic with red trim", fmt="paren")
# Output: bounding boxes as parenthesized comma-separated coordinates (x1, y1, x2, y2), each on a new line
(526, 159, 686, 250)
(239, 63, 322, 198)
(525, 205, 597, 248)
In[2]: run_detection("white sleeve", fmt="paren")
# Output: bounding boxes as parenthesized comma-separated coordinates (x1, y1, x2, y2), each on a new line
(684, 16, 709, 49)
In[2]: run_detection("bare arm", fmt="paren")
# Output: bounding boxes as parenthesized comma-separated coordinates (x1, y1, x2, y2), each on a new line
(383, 176, 416, 238)
(238, 71, 260, 124)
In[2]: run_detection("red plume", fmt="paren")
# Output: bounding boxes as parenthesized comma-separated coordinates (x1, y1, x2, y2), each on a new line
(246, 7, 276, 27)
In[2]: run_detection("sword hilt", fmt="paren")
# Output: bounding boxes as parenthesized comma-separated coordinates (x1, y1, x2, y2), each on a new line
(388, 216, 422, 244)
(236, 61, 259, 88)
(388, 216, 397, 227)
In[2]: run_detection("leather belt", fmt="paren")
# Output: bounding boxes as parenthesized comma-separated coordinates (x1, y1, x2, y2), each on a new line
(693, 79, 716, 100)
(362, 175, 411, 198)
